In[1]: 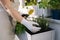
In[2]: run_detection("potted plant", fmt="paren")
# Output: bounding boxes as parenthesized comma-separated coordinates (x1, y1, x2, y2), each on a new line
(49, 0, 60, 20)
(25, 16, 55, 40)
(37, 0, 50, 17)
(15, 16, 55, 40)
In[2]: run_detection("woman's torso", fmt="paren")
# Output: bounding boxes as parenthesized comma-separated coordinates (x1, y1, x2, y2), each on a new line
(0, 5, 15, 40)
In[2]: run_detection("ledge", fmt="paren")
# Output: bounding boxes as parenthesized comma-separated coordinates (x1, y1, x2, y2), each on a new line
(45, 18, 60, 24)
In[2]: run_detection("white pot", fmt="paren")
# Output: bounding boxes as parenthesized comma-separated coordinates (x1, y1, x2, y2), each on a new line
(17, 31, 28, 40)
(26, 30, 55, 40)
(18, 29, 55, 40)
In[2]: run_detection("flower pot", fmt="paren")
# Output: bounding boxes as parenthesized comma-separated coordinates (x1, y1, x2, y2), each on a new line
(51, 9, 60, 20)
(17, 31, 28, 40)
(26, 28, 55, 40)
(18, 28, 55, 40)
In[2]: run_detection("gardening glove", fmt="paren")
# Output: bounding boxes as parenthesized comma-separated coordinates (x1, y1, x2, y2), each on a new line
(15, 34, 20, 40)
(21, 18, 41, 33)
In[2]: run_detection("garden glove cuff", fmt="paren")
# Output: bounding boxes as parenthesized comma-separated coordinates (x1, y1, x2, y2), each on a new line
(21, 18, 41, 33)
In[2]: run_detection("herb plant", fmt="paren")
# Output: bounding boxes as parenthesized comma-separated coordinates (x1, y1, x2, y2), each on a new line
(25, 0, 37, 6)
(38, 0, 50, 8)
(49, 0, 60, 9)
(32, 15, 49, 31)
(15, 22, 26, 35)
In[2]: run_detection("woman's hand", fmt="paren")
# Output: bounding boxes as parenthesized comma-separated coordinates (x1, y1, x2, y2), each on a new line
(21, 18, 41, 33)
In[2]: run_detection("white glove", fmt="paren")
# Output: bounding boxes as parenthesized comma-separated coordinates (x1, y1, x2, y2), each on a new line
(15, 34, 20, 40)
(21, 18, 41, 33)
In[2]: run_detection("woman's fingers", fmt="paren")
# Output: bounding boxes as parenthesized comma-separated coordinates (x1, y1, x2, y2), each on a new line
(31, 26, 41, 33)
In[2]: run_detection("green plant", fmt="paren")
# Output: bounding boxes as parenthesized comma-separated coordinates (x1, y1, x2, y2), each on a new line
(49, 0, 60, 9)
(38, 0, 50, 8)
(32, 15, 49, 31)
(25, 0, 37, 6)
(15, 22, 26, 35)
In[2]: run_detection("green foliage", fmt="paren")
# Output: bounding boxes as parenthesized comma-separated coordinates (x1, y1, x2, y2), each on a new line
(25, 0, 37, 6)
(15, 22, 26, 35)
(49, 0, 60, 9)
(38, 0, 50, 8)
(32, 16, 49, 30)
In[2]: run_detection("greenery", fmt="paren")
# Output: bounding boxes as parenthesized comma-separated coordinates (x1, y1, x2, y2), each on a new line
(32, 16, 49, 31)
(25, 0, 50, 8)
(25, 0, 37, 6)
(15, 22, 26, 35)
(49, 0, 60, 9)
(38, 0, 50, 8)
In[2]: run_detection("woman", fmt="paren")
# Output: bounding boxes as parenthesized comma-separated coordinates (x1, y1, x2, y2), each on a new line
(0, 0, 41, 40)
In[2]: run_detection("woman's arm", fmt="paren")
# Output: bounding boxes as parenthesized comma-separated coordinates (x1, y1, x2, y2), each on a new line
(6, 5, 23, 22)
(1, 0, 41, 33)
(1, 0, 23, 22)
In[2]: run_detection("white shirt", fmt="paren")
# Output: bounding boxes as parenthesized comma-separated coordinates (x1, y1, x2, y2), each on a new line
(0, 1, 20, 40)
(0, 4, 15, 40)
